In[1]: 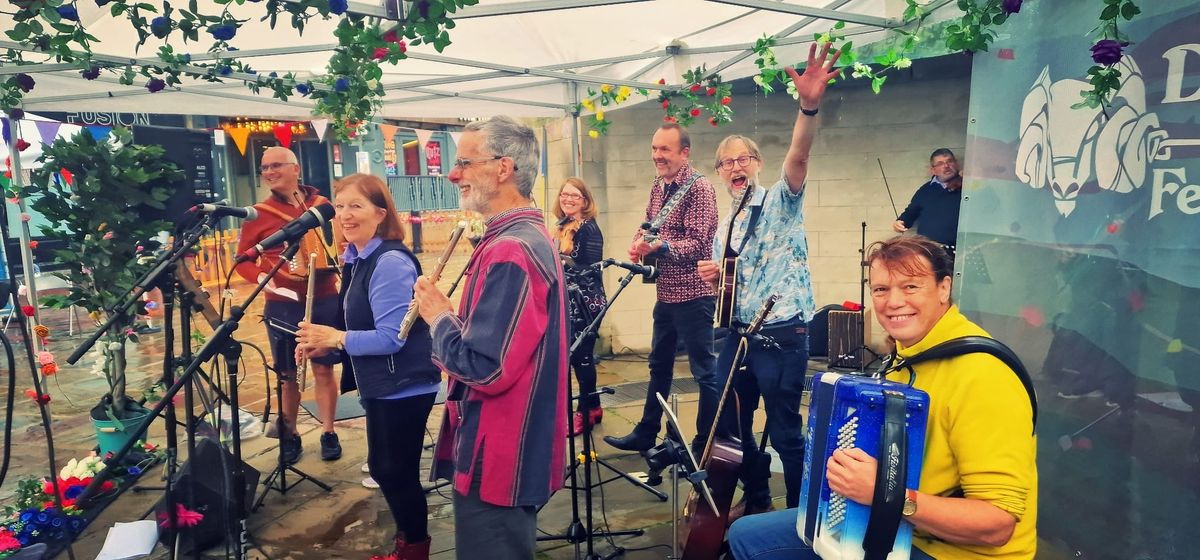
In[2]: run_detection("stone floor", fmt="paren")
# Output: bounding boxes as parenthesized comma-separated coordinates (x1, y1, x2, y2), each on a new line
(0, 255, 791, 560)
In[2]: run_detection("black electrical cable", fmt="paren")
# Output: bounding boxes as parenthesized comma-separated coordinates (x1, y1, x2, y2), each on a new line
(0, 331, 17, 488)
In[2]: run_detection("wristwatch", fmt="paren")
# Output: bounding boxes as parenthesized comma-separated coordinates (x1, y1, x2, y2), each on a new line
(336, 333, 346, 351)
(902, 489, 918, 517)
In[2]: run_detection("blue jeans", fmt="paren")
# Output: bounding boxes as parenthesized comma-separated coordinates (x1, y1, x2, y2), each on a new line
(727, 509, 936, 560)
(716, 319, 808, 508)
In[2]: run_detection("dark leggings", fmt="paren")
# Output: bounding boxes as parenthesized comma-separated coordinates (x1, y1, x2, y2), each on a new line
(572, 332, 600, 411)
(363, 392, 436, 540)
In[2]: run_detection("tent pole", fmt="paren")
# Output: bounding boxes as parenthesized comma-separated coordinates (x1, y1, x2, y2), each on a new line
(7, 117, 44, 352)
(567, 81, 582, 178)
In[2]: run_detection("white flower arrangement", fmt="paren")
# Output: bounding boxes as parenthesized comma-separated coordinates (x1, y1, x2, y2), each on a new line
(59, 455, 106, 480)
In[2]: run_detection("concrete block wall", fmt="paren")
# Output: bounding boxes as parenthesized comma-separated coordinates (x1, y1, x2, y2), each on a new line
(542, 55, 972, 352)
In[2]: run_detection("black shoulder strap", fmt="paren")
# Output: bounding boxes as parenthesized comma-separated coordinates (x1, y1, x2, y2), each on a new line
(862, 389, 908, 560)
(890, 336, 1038, 432)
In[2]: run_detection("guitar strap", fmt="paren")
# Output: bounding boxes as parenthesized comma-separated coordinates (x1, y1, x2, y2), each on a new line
(647, 171, 701, 232)
(734, 202, 764, 256)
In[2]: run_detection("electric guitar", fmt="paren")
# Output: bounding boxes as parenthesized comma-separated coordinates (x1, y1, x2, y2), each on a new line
(715, 183, 755, 328)
(639, 173, 700, 281)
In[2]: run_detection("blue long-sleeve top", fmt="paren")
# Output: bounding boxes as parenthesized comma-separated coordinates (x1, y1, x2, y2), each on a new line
(342, 236, 438, 399)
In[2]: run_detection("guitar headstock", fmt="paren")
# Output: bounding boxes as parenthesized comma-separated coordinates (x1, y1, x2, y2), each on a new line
(746, 294, 779, 335)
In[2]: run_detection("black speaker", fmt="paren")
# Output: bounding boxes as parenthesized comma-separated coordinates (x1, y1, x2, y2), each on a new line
(155, 438, 260, 554)
(132, 124, 220, 223)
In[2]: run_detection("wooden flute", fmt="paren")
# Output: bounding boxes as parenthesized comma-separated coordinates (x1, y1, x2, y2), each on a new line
(398, 221, 467, 340)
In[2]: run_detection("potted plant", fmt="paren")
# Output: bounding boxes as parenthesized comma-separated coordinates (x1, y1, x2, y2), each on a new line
(23, 127, 183, 455)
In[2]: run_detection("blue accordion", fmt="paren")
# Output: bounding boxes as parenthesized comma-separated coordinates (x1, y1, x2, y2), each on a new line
(798, 371, 930, 560)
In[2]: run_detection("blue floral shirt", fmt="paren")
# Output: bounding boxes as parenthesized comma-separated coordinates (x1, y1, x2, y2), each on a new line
(712, 176, 815, 326)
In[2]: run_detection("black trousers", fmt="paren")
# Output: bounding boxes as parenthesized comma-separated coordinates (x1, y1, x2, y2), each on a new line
(572, 332, 601, 411)
(637, 296, 718, 442)
(363, 392, 436, 540)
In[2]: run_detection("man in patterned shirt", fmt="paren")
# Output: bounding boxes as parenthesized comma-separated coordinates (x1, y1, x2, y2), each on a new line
(697, 43, 842, 514)
(604, 123, 720, 454)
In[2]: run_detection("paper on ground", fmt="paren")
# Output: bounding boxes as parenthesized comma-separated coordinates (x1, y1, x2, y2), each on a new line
(95, 519, 158, 560)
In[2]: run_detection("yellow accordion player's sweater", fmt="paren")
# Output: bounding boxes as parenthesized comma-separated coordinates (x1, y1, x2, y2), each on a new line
(887, 306, 1038, 560)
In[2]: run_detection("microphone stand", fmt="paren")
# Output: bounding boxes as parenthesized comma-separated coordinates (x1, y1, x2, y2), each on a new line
(76, 241, 302, 560)
(538, 268, 666, 560)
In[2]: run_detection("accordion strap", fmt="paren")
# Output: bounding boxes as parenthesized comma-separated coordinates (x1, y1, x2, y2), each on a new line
(862, 389, 908, 560)
(886, 335, 1038, 432)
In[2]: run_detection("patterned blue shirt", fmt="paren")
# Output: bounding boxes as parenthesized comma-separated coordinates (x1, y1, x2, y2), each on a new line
(712, 177, 815, 325)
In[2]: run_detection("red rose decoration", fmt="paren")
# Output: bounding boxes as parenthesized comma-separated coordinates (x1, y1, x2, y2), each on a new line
(42, 363, 58, 375)
(690, 108, 701, 117)
(29, 240, 38, 249)
(21, 305, 35, 317)
(373, 47, 389, 60)
(709, 117, 718, 126)
(721, 96, 731, 105)
(663, 116, 677, 123)
(16, 139, 31, 152)
(706, 87, 716, 96)
(25, 389, 50, 404)
(689, 84, 702, 93)
(661, 100, 670, 109)
(657, 78, 666, 85)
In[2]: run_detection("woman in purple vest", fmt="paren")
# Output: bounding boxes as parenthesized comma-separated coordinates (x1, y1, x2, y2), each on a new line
(297, 173, 441, 560)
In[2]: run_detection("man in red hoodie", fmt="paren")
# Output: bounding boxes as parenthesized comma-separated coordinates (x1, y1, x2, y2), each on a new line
(235, 146, 342, 464)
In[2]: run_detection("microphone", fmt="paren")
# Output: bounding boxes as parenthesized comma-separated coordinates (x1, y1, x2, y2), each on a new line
(235, 202, 335, 263)
(192, 202, 259, 220)
(600, 258, 658, 280)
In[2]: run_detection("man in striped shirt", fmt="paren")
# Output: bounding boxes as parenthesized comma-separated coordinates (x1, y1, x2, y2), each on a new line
(414, 116, 568, 560)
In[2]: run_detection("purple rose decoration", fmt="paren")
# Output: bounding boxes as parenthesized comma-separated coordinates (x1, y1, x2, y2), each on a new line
(81, 65, 101, 80)
(1001, 0, 1022, 15)
(96, 0, 111, 6)
(14, 73, 35, 93)
(209, 23, 237, 41)
(57, 5, 80, 21)
(334, 77, 351, 92)
(1091, 39, 1124, 65)
(329, 0, 348, 15)
(7, 108, 24, 121)
(150, 16, 172, 39)
(146, 78, 166, 93)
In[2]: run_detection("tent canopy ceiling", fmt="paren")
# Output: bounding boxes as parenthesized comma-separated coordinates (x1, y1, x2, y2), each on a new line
(1, 0, 954, 119)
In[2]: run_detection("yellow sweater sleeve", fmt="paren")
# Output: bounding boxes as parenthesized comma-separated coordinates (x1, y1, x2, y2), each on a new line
(942, 353, 1037, 519)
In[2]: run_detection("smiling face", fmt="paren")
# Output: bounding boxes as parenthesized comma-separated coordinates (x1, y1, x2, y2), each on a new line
(651, 127, 689, 179)
(334, 183, 387, 250)
(448, 130, 502, 215)
(715, 138, 763, 195)
(869, 256, 952, 348)
(260, 147, 301, 197)
(558, 182, 586, 219)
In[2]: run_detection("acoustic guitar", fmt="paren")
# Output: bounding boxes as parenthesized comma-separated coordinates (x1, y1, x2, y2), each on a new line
(679, 294, 778, 559)
(715, 183, 755, 328)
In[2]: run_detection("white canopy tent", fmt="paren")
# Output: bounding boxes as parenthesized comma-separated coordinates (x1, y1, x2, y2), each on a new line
(0, 0, 956, 121)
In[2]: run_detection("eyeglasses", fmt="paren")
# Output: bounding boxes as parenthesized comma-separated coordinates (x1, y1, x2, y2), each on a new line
(453, 155, 517, 171)
(259, 162, 295, 173)
(558, 193, 583, 200)
(717, 155, 758, 170)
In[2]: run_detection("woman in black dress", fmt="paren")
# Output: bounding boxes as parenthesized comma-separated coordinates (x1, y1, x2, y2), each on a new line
(553, 177, 606, 436)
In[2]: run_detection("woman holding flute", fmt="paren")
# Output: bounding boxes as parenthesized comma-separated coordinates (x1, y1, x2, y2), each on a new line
(296, 173, 440, 560)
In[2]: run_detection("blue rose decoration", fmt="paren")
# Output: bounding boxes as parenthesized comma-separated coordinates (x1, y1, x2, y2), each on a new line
(329, 0, 349, 15)
(57, 5, 80, 21)
(334, 77, 351, 92)
(150, 16, 172, 39)
(209, 23, 237, 41)
(296, 83, 312, 96)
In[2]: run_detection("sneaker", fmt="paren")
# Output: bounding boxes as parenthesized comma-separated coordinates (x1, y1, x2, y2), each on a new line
(362, 476, 380, 489)
(361, 462, 371, 473)
(320, 432, 342, 461)
(282, 433, 302, 465)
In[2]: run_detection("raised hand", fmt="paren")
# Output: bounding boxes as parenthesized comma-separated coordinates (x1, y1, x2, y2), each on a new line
(784, 42, 844, 110)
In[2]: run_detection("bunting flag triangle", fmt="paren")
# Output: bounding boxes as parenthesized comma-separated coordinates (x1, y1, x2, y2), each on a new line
(1, 119, 10, 145)
(86, 125, 112, 141)
(226, 126, 252, 156)
(414, 128, 434, 149)
(448, 131, 462, 148)
(34, 120, 62, 144)
(310, 119, 329, 143)
(378, 123, 400, 141)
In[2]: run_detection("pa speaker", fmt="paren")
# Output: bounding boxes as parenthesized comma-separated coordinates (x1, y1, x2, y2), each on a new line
(155, 437, 260, 554)
(132, 125, 220, 223)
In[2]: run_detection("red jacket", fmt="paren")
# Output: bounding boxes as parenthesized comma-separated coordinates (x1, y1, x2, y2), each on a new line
(234, 185, 339, 302)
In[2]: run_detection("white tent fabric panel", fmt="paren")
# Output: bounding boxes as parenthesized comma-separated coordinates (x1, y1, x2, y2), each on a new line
(1, 0, 929, 119)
